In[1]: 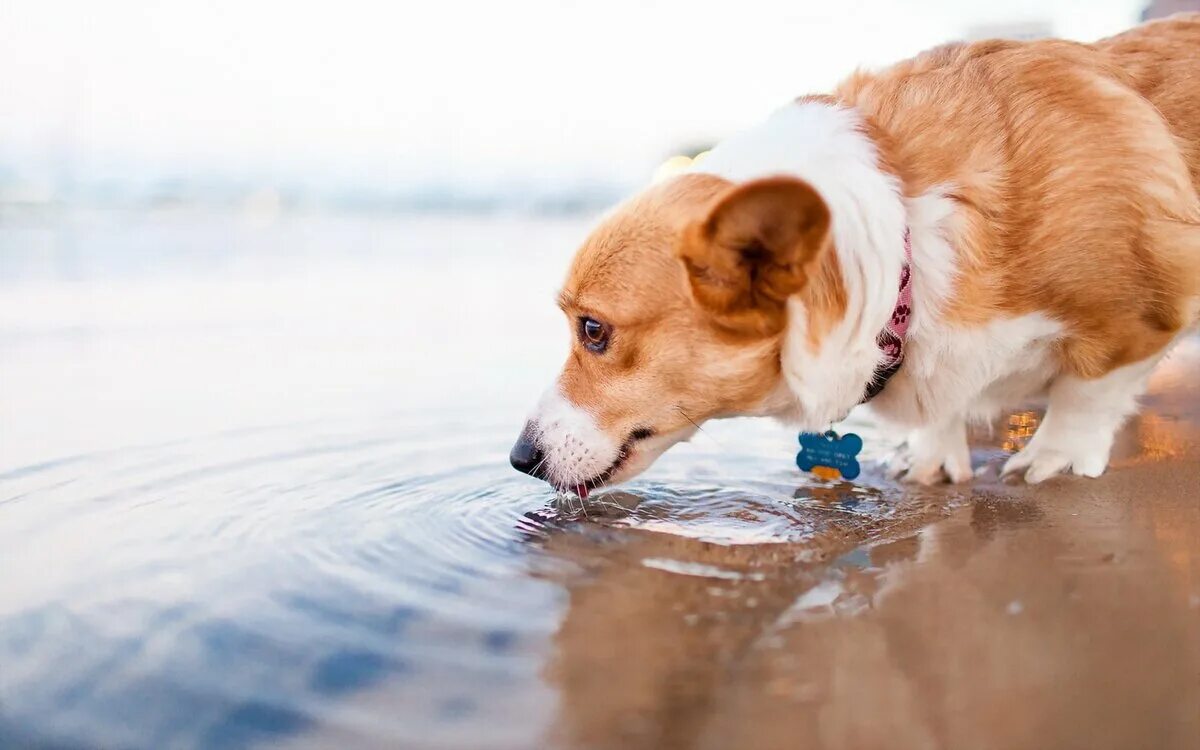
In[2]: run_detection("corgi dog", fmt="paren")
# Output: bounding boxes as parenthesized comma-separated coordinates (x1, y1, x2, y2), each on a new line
(510, 15, 1200, 494)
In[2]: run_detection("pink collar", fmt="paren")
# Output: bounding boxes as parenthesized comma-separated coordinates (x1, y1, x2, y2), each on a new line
(862, 228, 912, 402)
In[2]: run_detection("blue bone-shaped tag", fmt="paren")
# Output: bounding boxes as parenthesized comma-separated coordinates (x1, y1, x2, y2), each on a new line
(797, 431, 863, 480)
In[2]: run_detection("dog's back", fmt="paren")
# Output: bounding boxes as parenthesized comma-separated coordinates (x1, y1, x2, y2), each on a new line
(1100, 12, 1200, 329)
(835, 14, 1200, 367)
(1097, 13, 1200, 193)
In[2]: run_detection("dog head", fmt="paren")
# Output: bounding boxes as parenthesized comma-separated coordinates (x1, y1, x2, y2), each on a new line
(510, 172, 841, 493)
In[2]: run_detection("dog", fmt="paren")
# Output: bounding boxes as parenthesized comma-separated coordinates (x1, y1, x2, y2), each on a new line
(510, 15, 1200, 494)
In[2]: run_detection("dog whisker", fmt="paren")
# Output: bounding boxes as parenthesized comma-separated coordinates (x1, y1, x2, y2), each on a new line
(676, 406, 727, 451)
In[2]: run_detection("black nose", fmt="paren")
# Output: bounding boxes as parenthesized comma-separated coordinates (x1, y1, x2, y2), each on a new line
(509, 426, 546, 478)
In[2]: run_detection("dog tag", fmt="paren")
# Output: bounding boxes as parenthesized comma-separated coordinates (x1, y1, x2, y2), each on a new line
(797, 431, 863, 481)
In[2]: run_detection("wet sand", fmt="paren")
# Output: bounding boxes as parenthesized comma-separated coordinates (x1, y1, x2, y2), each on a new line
(535, 339, 1200, 750)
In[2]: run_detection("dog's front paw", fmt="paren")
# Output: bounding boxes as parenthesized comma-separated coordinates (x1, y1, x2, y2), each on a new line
(887, 422, 972, 485)
(1001, 432, 1111, 484)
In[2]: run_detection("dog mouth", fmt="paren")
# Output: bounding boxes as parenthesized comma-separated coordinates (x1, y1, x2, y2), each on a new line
(570, 427, 654, 499)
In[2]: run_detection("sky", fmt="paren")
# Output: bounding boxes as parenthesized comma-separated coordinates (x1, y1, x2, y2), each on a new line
(0, 0, 1147, 187)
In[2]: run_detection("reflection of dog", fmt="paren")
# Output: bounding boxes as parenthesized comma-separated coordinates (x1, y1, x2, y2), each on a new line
(539, 476, 1200, 750)
(510, 15, 1200, 492)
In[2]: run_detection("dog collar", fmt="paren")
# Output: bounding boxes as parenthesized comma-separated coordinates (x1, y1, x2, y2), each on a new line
(861, 228, 913, 402)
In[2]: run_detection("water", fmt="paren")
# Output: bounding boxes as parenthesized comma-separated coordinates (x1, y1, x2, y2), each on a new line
(0, 208, 1134, 749)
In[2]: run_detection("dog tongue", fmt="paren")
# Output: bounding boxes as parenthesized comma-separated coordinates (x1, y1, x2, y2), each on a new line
(576, 484, 589, 501)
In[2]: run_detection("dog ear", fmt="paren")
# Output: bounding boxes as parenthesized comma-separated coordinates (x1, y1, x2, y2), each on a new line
(679, 176, 831, 335)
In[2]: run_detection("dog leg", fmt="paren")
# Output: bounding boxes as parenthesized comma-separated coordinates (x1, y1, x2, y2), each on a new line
(888, 416, 972, 485)
(1002, 355, 1162, 483)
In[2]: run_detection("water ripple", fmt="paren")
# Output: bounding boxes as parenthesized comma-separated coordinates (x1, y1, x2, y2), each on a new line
(0, 417, 563, 749)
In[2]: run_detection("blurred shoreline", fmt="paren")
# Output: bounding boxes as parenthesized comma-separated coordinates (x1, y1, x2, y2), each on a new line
(0, 175, 629, 222)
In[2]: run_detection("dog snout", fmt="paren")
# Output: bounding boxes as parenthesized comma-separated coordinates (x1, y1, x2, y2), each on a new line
(509, 423, 547, 478)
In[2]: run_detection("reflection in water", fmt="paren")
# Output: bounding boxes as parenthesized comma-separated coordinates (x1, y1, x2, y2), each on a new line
(1001, 410, 1039, 453)
(536, 468, 1200, 750)
(1136, 414, 1195, 461)
(524, 474, 971, 750)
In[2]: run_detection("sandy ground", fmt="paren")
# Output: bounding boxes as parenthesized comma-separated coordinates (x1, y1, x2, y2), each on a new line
(535, 339, 1200, 750)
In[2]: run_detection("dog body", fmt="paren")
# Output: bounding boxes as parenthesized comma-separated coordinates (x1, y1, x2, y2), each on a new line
(511, 16, 1200, 491)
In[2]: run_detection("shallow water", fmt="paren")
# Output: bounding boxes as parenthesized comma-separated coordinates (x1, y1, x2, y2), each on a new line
(2, 210, 1198, 749)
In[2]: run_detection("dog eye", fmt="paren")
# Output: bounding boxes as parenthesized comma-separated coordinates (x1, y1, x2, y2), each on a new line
(578, 317, 610, 353)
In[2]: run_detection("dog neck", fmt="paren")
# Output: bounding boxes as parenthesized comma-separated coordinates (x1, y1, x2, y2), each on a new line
(692, 100, 911, 428)
(861, 227, 914, 403)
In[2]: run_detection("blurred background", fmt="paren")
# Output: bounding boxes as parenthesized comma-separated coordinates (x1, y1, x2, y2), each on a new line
(0, 0, 1173, 215)
(0, 0, 1170, 466)
(2, 2, 1196, 749)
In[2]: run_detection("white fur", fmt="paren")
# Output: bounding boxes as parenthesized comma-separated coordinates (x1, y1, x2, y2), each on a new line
(887, 418, 973, 485)
(529, 387, 619, 489)
(903, 186, 959, 331)
(1002, 353, 1162, 483)
(878, 312, 1065, 482)
(873, 312, 1065, 426)
(527, 385, 700, 489)
(694, 102, 908, 428)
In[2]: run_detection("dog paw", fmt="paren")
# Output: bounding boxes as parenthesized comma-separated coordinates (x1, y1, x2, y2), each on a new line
(1001, 434, 1110, 484)
(887, 423, 972, 485)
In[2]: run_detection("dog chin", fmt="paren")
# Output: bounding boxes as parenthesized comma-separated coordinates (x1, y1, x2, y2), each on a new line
(584, 426, 697, 492)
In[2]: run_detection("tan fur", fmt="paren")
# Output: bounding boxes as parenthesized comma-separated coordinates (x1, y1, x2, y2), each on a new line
(558, 174, 785, 438)
(557, 172, 850, 439)
(554, 15, 1200, 444)
(679, 176, 833, 336)
(834, 14, 1200, 376)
